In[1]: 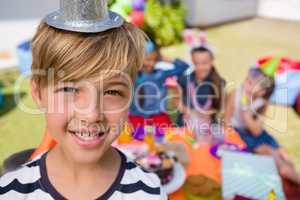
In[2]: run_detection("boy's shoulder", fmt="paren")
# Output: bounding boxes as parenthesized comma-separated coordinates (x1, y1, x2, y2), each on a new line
(118, 152, 167, 199)
(0, 154, 42, 183)
(0, 154, 52, 199)
(120, 152, 161, 186)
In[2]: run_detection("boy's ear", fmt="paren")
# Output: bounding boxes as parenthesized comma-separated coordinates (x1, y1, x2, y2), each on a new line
(30, 79, 43, 109)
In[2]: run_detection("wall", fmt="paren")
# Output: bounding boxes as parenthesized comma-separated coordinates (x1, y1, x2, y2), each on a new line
(0, 0, 58, 19)
(258, 0, 300, 21)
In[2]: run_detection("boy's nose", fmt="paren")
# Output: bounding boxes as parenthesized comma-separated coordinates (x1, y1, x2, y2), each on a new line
(76, 95, 105, 124)
(81, 107, 104, 124)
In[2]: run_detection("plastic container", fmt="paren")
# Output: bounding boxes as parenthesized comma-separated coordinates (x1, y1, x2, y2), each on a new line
(16, 40, 32, 76)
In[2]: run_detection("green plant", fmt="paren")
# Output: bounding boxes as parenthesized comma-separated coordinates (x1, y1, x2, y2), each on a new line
(108, 0, 117, 7)
(144, 0, 185, 46)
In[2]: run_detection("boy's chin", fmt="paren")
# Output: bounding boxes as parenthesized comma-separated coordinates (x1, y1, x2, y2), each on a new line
(67, 145, 112, 165)
(62, 133, 115, 164)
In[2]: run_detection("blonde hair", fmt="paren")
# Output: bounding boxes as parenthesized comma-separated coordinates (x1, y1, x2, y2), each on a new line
(31, 21, 146, 87)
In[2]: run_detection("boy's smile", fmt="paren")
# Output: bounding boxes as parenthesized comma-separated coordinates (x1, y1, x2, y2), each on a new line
(68, 124, 110, 149)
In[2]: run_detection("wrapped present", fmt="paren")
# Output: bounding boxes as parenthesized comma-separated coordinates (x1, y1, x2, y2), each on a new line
(222, 151, 286, 200)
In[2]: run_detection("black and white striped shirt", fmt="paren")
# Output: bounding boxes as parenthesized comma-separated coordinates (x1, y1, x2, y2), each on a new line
(0, 151, 167, 200)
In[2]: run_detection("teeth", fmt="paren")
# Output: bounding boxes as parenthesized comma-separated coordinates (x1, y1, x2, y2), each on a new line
(75, 132, 102, 141)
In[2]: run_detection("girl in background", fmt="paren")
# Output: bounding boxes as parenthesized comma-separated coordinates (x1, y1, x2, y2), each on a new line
(173, 46, 225, 142)
(225, 64, 300, 185)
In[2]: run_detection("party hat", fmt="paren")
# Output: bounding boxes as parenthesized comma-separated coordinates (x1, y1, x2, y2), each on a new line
(45, 0, 124, 33)
(260, 57, 281, 77)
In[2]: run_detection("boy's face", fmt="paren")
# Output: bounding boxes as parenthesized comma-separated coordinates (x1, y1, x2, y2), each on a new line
(192, 51, 213, 81)
(143, 51, 159, 73)
(31, 75, 131, 164)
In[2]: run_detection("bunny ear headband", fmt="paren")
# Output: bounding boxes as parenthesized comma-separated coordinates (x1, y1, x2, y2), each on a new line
(183, 29, 215, 54)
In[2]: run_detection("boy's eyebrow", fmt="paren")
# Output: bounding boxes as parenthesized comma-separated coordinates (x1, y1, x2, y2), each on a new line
(104, 80, 129, 88)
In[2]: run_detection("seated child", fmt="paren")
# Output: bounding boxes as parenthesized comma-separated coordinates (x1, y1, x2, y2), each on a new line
(129, 40, 189, 128)
(225, 66, 300, 185)
(0, 4, 167, 200)
(173, 46, 225, 141)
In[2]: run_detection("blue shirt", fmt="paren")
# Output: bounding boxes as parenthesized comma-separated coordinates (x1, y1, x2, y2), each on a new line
(176, 72, 216, 126)
(130, 59, 189, 118)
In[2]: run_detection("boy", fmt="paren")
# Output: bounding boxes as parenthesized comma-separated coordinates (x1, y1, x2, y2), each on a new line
(0, 1, 167, 199)
(129, 40, 189, 128)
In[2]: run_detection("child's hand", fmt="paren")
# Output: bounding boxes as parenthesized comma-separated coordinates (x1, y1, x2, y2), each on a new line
(240, 109, 263, 136)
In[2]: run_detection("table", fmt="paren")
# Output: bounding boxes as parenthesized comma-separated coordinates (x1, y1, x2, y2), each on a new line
(161, 127, 246, 200)
(32, 127, 299, 199)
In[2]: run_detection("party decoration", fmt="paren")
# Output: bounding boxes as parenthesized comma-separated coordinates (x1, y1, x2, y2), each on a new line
(129, 10, 145, 27)
(259, 56, 300, 106)
(132, 0, 145, 11)
(260, 57, 281, 77)
(109, 0, 185, 46)
(183, 29, 215, 54)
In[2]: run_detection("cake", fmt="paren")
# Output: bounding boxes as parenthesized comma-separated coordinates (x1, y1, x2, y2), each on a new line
(183, 175, 221, 200)
(135, 148, 175, 185)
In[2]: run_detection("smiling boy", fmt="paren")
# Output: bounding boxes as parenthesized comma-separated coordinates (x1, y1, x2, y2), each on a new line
(0, 1, 167, 199)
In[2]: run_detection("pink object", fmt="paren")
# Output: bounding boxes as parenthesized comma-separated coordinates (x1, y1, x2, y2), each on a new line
(130, 11, 144, 27)
(233, 195, 254, 200)
(165, 77, 178, 88)
(183, 29, 196, 48)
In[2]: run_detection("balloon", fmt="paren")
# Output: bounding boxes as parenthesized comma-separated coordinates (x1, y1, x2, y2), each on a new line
(130, 11, 145, 27)
(132, 0, 145, 11)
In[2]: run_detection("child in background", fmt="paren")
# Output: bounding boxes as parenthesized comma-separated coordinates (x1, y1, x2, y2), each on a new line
(0, 2, 167, 199)
(225, 64, 300, 185)
(173, 46, 225, 141)
(129, 40, 189, 128)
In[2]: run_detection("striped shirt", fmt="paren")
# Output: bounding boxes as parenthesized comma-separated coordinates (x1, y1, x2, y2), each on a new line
(0, 151, 167, 200)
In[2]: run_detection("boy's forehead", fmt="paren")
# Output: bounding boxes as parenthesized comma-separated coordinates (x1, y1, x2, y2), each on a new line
(69, 74, 131, 87)
(192, 51, 211, 59)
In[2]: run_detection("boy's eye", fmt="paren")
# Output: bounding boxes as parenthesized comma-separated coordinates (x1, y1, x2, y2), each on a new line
(61, 87, 78, 93)
(104, 90, 122, 96)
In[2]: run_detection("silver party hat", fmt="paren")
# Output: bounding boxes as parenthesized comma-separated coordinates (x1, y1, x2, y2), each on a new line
(45, 0, 124, 33)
